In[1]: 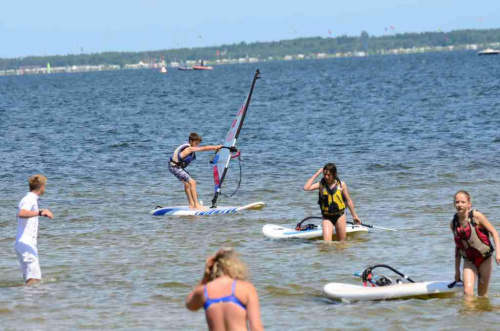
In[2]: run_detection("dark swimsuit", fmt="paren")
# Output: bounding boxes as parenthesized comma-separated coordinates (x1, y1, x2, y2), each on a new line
(203, 280, 247, 311)
(323, 211, 345, 225)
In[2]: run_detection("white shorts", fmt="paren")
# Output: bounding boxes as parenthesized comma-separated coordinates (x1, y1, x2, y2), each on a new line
(15, 242, 41, 282)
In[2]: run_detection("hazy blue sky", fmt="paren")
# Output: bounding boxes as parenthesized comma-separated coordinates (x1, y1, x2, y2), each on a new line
(1, 0, 498, 58)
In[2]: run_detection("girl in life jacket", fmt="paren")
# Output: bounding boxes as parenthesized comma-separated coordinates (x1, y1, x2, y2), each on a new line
(450, 190, 500, 297)
(304, 163, 362, 242)
(168, 133, 222, 210)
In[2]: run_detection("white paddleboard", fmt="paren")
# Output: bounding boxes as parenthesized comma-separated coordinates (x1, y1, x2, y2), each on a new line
(262, 224, 368, 239)
(150, 201, 265, 216)
(323, 281, 463, 302)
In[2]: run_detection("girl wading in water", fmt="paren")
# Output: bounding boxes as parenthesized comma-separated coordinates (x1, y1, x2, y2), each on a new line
(304, 163, 362, 242)
(451, 190, 500, 297)
(186, 249, 263, 331)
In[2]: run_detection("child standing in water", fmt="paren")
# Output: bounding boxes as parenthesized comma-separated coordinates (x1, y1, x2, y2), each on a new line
(185, 248, 263, 331)
(451, 190, 500, 297)
(169, 133, 222, 210)
(304, 163, 362, 242)
(15, 174, 54, 285)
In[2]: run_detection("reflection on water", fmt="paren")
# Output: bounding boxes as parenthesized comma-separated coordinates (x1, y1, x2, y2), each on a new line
(0, 281, 24, 288)
(460, 295, 496, 313)
(317, 241, 352, 253)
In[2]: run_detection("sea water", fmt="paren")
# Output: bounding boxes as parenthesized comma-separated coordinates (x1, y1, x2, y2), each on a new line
(0, 51, 499, 329)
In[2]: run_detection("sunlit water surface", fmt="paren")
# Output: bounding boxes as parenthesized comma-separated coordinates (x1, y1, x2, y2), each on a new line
(1, 51, 499, 329)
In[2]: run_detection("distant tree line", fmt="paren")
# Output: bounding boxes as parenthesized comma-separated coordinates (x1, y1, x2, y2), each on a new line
(1, 28, 499, 70)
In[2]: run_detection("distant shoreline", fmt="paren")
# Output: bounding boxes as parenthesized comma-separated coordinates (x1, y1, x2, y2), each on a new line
(1, 28, 499, 77)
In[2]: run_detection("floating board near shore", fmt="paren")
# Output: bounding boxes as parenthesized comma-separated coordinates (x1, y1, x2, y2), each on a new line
(150, 201, 265, 216)
(323, 281, 463, 302)
(262, 224, 368, 239)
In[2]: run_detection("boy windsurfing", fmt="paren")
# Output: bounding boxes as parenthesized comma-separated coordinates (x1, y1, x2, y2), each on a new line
(169, 133, 222, 210)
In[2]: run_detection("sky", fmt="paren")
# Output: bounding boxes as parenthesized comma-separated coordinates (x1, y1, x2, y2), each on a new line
(1, 0, 498, 58)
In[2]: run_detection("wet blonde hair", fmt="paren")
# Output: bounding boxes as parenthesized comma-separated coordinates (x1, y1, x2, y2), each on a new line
(29, 174, 47, 191)
(207, 249, 248, 282)
(454, 190, 471, 203)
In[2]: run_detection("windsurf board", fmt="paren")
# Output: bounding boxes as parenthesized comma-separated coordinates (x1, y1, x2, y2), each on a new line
(323, 281, 463, 302)
(262, 224, 368, 239)
(150, 201, 265, 216)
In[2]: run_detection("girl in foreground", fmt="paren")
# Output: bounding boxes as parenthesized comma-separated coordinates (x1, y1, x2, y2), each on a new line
(304, 163, 362, 242)
(451, 190, 500, 297)
(186, 249, 263, 331)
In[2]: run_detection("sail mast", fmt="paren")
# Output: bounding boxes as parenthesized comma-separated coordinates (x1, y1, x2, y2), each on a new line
(211, 69, 260, 208)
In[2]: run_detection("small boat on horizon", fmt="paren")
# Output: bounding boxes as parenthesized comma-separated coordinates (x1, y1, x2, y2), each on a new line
(192, 65, 214, 70)
(192, 60, 214, 70)
(478, 48, 500, 55)
(178, 66, 193, 71)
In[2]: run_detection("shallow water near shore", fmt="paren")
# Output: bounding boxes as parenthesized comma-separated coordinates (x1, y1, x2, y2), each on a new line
(1, 51, 500, 329)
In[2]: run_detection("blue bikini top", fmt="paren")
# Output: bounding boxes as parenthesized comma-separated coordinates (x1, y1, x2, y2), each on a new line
(203, 280, 247, 311)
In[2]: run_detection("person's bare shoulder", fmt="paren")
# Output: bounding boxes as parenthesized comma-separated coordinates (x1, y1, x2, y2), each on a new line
(237, 281, 257, 296)
(473, 210, 488, 226)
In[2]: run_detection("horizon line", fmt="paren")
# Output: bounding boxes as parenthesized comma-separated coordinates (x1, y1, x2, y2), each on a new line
(2, 27, 499, 60)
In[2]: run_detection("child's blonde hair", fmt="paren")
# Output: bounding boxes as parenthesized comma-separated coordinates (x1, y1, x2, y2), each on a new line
(207, 249, 248, 282)
(29, 174, 47, 191)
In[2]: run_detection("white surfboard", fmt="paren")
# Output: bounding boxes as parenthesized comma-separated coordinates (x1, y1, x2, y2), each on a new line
(323, 281, 463, 302)
(262, 224, 368, 239)
(150, 201, 265, 216)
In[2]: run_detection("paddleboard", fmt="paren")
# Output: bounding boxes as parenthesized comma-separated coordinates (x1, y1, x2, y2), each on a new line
(150, 201, 265, 216)
(323, 281, 463, 302)
(262, 224, 368, 239)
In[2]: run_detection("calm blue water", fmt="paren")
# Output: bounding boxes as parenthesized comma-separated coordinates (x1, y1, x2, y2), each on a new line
(1, 51, 500, 329)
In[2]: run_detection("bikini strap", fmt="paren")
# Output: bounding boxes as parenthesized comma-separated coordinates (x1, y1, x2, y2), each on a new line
(231, 280, 237, 295)
(204, 285, 210, 299)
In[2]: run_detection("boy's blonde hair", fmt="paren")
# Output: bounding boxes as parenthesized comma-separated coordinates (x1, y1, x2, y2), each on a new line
(207, 249, 248, 282)
(29, 174, 47, 191)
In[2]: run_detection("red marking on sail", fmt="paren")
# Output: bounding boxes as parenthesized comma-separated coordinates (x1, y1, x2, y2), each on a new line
(210, 70, 260, 207)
